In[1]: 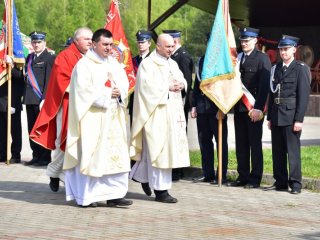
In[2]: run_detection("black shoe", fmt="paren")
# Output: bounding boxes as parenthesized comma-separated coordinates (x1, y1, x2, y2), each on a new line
(33, 160, 50, 166)
(106, 198, 133, 207)
(263, 184, 288, 192)
(155, 193, 178, 203)
(79, 202, 98, 208)
(290, 188, 301, 194)
(24, 158, 39, 166)
(141, 182, 152, 196)
(49, 177, 60, 192)
(192, 176, 214, 183)
(10, 158, 21, 164)
(227, 180, 247, 187)
(244, 183, 260, 189)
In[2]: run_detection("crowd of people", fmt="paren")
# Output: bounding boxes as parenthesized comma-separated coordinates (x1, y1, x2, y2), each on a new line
(0, 25, 311, 207)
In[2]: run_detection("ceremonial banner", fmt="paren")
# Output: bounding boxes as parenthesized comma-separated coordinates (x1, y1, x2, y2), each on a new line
(200, 0, 242, 114)
(0, 0, 24, 86)
(105, 0, 136, 94)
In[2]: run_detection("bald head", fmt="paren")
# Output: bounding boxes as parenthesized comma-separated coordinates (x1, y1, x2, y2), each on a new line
(156, 33, 174, 58)
(73, 27, 93, 54)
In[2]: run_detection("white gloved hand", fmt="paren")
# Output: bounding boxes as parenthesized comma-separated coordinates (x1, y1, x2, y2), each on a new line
(39, 100, 44, 110)
(5, 55, 13, 64)
(10, 107, 16, 114)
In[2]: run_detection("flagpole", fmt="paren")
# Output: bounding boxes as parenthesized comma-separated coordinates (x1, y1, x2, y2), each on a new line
(6, 0, 13, 165)
(217, 110, 222, 187)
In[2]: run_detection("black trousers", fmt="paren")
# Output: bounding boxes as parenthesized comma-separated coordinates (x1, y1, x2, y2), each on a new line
(0, 110, 22, 160)
(271, 125, 302, 190)
(234, 112, 264, 185)
(196, 112, 228, 180)
(26, 104, 51, 162)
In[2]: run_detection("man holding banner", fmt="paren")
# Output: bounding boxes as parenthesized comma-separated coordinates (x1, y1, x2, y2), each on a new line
(231, 27, 271, 188)
(199, 0, 243, 185)
(0, 64, 24, 163)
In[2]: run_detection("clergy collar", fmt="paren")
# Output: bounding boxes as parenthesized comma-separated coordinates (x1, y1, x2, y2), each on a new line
(90, 49, 108, 62)
(156, 51, 170, 61)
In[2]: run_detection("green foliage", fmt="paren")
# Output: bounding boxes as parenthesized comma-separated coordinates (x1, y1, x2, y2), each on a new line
(1, 0, 214, 56)
(190, 146, 320, 179)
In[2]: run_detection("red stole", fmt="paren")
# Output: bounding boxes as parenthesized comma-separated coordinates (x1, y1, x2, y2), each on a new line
(30, 43, 83, 151)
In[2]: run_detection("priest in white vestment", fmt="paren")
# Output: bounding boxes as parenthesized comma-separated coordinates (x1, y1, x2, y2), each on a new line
(130, 34, 190, 203)
(63, 29, 132, 208)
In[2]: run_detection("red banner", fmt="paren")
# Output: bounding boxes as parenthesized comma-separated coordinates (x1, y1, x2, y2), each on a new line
(0, 5, 8, 85)
(105, 0, 135, 94)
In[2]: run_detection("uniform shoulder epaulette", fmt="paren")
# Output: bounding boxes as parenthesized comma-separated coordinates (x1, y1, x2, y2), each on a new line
(296, 61, 305, 66)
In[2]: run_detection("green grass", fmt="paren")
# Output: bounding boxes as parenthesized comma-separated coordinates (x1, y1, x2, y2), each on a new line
(190, 145, 320, 179)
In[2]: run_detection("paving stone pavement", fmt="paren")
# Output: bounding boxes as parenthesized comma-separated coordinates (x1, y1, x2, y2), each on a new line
(1, 164, 320, 240)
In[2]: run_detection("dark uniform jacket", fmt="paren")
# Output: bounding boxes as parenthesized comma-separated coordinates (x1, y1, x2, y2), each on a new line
(192, 56, 219, 114)
(23, 49, 55, 104)
(129, 52, 151, 117)
(235, 48, 271, 112)
(267, 60, 310, 126)
(0, 67, 24, 112)
(171, 46, 193, 107)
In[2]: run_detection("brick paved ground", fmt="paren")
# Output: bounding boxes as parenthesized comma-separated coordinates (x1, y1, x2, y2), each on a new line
(1, 164, 320, 240)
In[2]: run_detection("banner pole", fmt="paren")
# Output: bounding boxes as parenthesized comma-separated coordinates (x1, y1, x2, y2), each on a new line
(6, 0, 13, 165)
(217, 110, 222, 187)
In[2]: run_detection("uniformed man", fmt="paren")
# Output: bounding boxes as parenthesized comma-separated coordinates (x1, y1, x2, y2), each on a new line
(163, 30, 193, 181)
(128, 30, 152, 127)
(24, 31, 56, 166)
(191, 56, 229, 184)
(230, 27, 271, 188)
(266, 35, 311, 194)
(0, 64, 24, 164)
(191, 33, 228, 184)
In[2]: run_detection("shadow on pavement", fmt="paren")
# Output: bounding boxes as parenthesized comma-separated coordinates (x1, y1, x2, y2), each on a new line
(0, 181, 69, 206)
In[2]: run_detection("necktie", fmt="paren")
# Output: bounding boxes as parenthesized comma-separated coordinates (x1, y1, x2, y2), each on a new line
(282, 65, 288, 75)
(242, 54, 247, 64)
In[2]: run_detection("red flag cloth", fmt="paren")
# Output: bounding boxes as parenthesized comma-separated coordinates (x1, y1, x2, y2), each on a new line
(30, 43, 83, 151)
(0, 5, 8, 85)
(105, 0, 135, 94)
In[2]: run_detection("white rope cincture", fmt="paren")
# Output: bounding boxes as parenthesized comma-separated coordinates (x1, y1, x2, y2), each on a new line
(270, 65, 280, 94)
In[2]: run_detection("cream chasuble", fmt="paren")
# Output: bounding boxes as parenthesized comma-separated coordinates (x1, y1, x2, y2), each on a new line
(130, 50, 190, 169)
(63, 49, 130, 177)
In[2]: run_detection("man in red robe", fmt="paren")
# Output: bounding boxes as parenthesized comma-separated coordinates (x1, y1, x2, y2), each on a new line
(30, 27, 93, 192)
